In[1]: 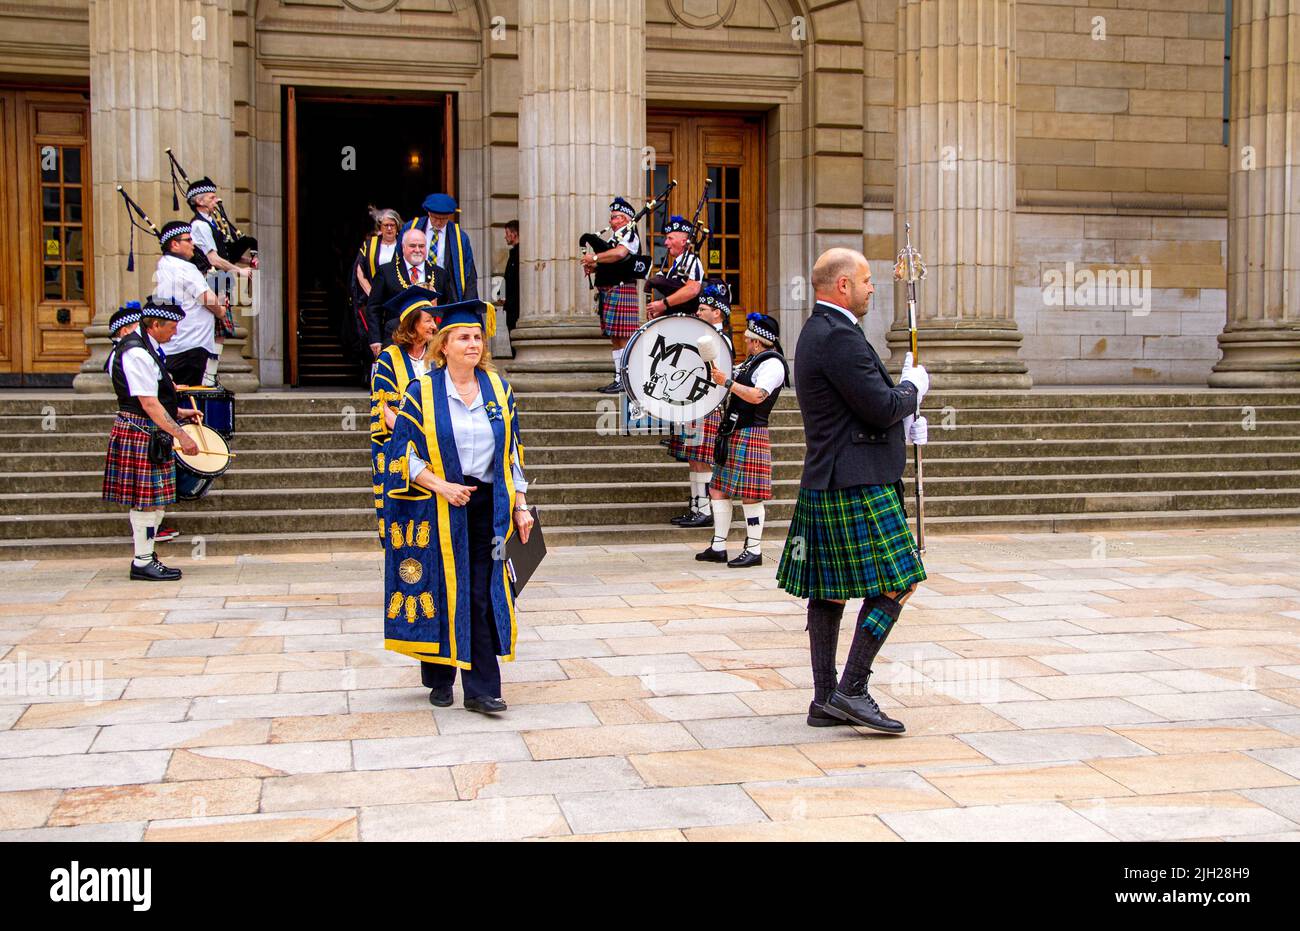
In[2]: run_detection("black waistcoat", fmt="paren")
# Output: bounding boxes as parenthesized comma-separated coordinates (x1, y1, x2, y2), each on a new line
(111, 331, 179, 420)
(723, 348, 788, 430)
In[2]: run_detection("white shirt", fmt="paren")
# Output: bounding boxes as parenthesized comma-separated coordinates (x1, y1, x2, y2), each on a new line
(378, 240, 396, 268)
(154, 255, 215, 355)
(408, 368, 528, 492)
(611, 224, 640, 253)
(670, 251, 703, 282)
(191, 213, 218, 258)
(816, 299, 858, 327)
(737, 357, 785, 396)
(121, 333, 166, 397)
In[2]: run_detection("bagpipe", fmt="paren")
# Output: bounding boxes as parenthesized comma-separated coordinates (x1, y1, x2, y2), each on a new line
(579, 178, 676, 288)
(166, 148, 258, 267)
(115, 185, 235, 339)
(646, 177, 711, 315)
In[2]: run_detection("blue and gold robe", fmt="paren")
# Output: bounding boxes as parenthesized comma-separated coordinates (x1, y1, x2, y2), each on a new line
(370, 345, 422, 536)
(382, 366, 524, 669)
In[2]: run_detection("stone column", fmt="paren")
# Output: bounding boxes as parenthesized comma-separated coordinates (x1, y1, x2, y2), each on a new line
(888, 0, 1030, 388)
(508, 0, 645, 390)
(75, 0, 258, 393)
(1209, 0, 1300, 387)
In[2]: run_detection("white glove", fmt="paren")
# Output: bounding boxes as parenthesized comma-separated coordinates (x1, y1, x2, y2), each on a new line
(907, 415, 928, 446)
(900, 352, 929, 399)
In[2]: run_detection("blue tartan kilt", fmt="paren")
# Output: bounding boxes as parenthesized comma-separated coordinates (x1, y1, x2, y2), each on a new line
(776, 482, 926, 601)
(598, 283, 639, 338)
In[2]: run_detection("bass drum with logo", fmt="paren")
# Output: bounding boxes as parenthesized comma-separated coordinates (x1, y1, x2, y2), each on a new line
(620, 314, 733, 424)
(174, 422, 232, 501)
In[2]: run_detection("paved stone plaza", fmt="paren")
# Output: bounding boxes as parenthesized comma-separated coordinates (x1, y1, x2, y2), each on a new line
(2, 527, 1300, 842)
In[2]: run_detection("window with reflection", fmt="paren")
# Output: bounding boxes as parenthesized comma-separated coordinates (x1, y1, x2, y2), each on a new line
(39, 144, 86, 302)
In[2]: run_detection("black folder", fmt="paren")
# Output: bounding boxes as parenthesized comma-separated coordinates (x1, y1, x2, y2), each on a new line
(504, 506, 546, 596)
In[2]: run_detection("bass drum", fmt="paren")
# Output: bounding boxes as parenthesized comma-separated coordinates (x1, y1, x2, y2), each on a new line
(620, 314, 733, 424)
(178, 385, 236, 439)
(174, 422, 232, 501)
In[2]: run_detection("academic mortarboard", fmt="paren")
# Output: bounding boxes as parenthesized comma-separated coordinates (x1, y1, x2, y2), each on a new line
(382, 286, 441, 325)
(437, 298, 497, 339)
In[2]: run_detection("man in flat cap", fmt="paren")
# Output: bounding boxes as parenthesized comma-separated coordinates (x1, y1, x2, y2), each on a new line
(404, 193, 478, 303)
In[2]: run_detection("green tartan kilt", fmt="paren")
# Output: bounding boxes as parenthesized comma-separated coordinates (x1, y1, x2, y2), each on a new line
(776, 482, 926, 601)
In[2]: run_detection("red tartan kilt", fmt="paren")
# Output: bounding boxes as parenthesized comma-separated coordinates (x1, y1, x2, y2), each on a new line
(711, 425, 772, 501)
(685, 407, 721, 465)
(599, 283, 639, 338)
(102, 413, 176, 508)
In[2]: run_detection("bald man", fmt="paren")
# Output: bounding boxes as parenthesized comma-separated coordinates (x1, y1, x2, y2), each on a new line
(775, 247, 930, 733)
(366, 227, 448, 354)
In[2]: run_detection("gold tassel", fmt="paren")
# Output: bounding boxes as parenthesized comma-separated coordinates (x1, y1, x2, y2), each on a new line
(419, 592, 436, 618)
(405, 595, 417, 624)
(484, 301, 497, 338)
(386, 592, 403, 619)
(405, 519, 415, 545)
(415, 521, 430, 548)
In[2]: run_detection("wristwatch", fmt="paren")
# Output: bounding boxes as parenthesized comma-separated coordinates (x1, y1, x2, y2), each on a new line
(724, 377, 734, 389)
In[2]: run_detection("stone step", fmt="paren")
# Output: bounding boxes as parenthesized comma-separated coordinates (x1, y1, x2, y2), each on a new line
(4, 388, 1298, 417)
(0, 448, 373, 473)
(3, 488, 1298, 540)
(8, 469, 1300, 517)
(10, 453, 1300, 495)
(7, 409, 1299, 440)
(3, 505, 1298, 560)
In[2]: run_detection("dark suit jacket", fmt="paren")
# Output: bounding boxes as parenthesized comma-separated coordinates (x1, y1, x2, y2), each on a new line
(503, 243, 520, 331)
(794, 301, 919, 489)
(365, 257, 448, 348)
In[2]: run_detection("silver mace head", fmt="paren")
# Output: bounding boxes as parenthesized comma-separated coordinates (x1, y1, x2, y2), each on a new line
(894, 220, 927, 283)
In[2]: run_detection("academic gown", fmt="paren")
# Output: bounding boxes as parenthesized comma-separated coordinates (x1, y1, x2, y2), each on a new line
(381, 367, 523, 669)
(406, 217, 478, 303)
(370, 344, 421, 536)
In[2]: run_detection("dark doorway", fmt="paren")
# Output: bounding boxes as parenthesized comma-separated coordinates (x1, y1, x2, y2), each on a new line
(285, 89, 454, 386)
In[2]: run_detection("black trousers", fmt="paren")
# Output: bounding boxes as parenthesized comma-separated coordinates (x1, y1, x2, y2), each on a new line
(165, 347, 211, 387)
(420, 479, 503, 699)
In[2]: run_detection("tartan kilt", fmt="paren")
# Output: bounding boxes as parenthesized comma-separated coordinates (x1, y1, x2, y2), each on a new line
(710, 426, 772, 501)
(598, 283, 639, 338)
(102, 413, 176, 508)
(665, 409, 719, 464)
(776, 482, 926, 601)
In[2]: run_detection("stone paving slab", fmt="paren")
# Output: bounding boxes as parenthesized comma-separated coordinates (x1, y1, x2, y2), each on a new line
(1, 527, 1299, 841)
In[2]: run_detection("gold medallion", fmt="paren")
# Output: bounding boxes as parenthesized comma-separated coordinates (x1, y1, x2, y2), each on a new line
(399, 557, 423, 584)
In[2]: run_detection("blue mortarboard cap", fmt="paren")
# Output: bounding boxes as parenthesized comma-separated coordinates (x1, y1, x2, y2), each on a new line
(437, 298, 497, 338)
(421, 193, 458, 214)
(381, 285, 441, 324)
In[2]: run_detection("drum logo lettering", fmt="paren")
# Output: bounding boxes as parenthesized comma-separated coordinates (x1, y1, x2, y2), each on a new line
(643, 334, 714, 405)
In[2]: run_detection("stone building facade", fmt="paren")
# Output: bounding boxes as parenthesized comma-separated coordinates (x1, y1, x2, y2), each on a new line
(0, 0, 1295, 391)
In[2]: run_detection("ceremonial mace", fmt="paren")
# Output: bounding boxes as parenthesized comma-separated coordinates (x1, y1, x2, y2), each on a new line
(894, 221, 927, 553)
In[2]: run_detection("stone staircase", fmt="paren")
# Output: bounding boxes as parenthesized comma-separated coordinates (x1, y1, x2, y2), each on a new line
(1, 387, 1298, 559)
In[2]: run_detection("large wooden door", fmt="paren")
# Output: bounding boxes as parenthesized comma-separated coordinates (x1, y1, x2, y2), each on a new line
(645, 111, 765, 356)
(0, 88, 93, 384)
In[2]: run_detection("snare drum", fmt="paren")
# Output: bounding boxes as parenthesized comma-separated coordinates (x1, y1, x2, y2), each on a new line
(174, 422, 232, 501)
(620, 314, 733, 424)
(178, 385, 236, 439)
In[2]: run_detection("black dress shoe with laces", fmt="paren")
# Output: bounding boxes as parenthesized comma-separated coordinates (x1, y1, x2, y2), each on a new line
(727, 550, 763, 569)
(597, 380, 622, 394)
(428, 687, 454, 707)
(807, 701, 856, 728)
(129, 557, 182, 582)
(676, 511, 713, 529)
(823, 674, 905, 734)
(464, 695, 507, 714)
(695, 546, 728, 563)
(669, 510, 696, 525)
